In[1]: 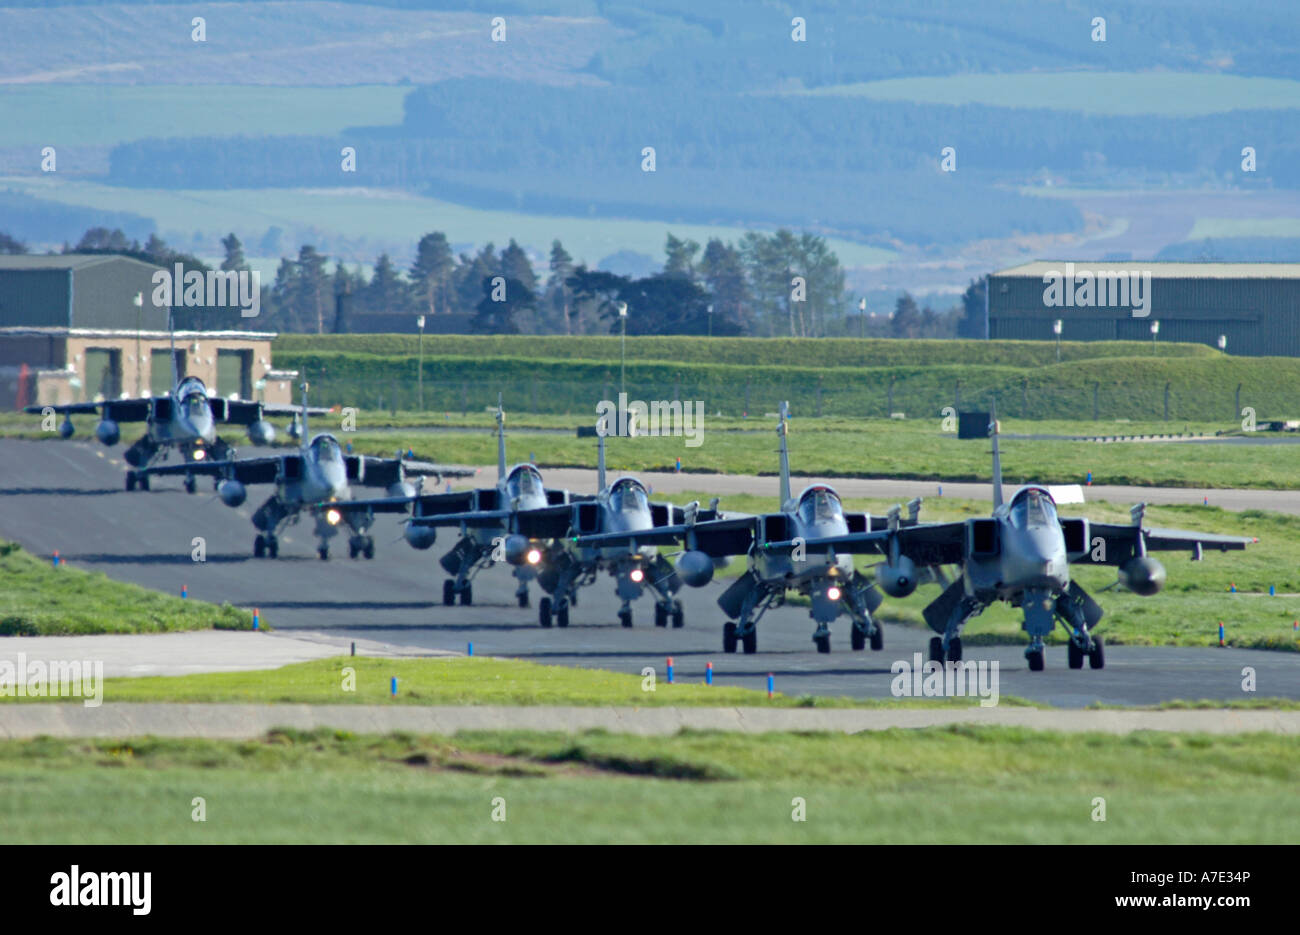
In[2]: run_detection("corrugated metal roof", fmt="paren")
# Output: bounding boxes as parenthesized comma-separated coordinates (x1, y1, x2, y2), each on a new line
(994, 261, 1300, 279)
(0, 254, 160, 272)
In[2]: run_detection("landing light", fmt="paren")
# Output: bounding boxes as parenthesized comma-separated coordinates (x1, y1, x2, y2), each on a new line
(326, 508, 342, 526)
(630, 568, 645, 583)
(826, 585, 843, 602)
(193, 448, 206, 461)
(526, 548, 542, 565)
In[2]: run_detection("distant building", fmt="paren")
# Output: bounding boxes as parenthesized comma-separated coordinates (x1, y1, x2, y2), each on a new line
(0, 254, 297, 408)
(986, 261, 1300, 356)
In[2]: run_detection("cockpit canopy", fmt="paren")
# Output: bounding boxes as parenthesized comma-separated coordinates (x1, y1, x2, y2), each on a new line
(175, 377, 208, 415)
(609, 477, 649, 514)
(797, 485, 843, 525)
(506, 464, 543, 499)
(1009, 487, 1058, 530)
(310, 434, 343, 463)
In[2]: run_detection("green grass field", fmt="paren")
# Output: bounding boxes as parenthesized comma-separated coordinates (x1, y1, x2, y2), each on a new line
(793, 71, 1300, 116)
(0, 539, 256, 635)
(0, 727, 1293, 843)
(0, 84, 408, 148)
(0, 176, 897, 270)
(0, 655, 1025, 708)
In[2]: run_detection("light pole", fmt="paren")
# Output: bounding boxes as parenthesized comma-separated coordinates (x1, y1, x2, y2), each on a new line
(707, 303, 713, 338)
(132, 292, 144, 396)
(1150, 320, 1160, 353)
(1052, 319, 1062, 362)
(416, 315, 426, 412)
(617, 301, 628, 398)
(859, 297, 867, 338)
(1217, 334, 1227, 354)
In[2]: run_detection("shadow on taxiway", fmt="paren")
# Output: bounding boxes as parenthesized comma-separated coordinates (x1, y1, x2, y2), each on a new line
(0, 487, 120, 497)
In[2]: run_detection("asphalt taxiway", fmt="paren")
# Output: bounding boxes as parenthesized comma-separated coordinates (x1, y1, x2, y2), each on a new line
(1, 438, 1296, 707)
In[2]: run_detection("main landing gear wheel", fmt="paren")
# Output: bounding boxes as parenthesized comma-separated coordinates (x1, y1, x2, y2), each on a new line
(742, 629, 757, 655)
(619, 608, 633, 628)
(459, 584, 473, 606)
(723, 622, 738, 654)
(1088, 636, 1105, 670)
(267, 536, 278, 558)
(1027, 648, 1045, 671)
(138, 473, 149, 491)
(929, 637, 944, 663)
(539, 597, 553, 628)
(443, 580, 455, 606)
(654, 604, 668, 627)
(870, 626, 884, 651)
(254, 535, 266, 558)
(671, 600, 684, 629)
(851, 627, 866, 651)
(814, 634, 831, 654)
(125, 472, 136, 491)
(557, 602, 569, 628)
(363, 538, 374, 560)
(184, 474, 197, 494)
(1068, 641, 1084, 669)
(947, 637, 962, 662)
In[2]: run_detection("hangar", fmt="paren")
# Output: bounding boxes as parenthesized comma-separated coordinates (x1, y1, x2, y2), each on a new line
(0, 254, 298, 408)
(986, 261, 1300, 356)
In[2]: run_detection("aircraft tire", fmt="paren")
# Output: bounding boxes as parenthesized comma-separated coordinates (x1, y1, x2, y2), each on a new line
(851, 627, 866, 651)
(254, 535, 266, 559)
(619, 608, 632, 628)
(557, 602, 569, 628)
(870, 626, 884, 651)
(814, 634, 831, 654)
(671, 600, 684, 629)
(1027, 649, 1045, 671)
(723, 622, 738, 654)
(539, 597, 553, 628)
(741, 629, 757, 655)
(928, 637, 944, 663)
(318, 546, 329, 561)
(1088, 636, 1105, 670)
(654, 604, 667, 627)
(947, 637, 962, 662)
(125, 472, 136, 492)
(1068, 641, 1084, 669)
(267, 537, 278, 559)
(460, 584, 473, 606)
(443, 580, 455, 606)
(184, 475, 196, 494)
(517, 591, 529, 608)
(139, 473, 150, 491)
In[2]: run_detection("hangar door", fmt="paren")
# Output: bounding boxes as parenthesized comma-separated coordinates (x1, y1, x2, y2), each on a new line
(150, 348, 186, 395)
(216, 349, 252, 399)
(84, 348, 121, 401)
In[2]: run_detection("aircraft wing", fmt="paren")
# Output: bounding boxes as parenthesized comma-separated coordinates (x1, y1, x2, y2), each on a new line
(312, 495, 413, 516)
(352, 456, 477, 487)
(1078, 522, 1255, 566)
(138, 455, 289, 485)
(774, 522, 968, 565)
(217, 400, 328, 426)
(409, 508, 512, 529)
(578, 515, 759, 557)
(24, 402, 99, 416)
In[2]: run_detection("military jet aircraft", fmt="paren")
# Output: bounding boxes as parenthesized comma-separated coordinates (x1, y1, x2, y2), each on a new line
(28, 340, 312, 493)
(783, 409, 1256, 670)
(388, 403, 584, 609)
(535, 423, 724, 629)
(137, 383, 475, 559)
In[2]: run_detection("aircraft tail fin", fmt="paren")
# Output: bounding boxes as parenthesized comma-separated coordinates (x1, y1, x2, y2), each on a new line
(596, 422, 607, 492)
(495, 393, 507, 480)
(168, 309, 179, 388)
(989, 399, 1003, 509)
(777, 401, 792, 508)
(299, 381, 310, 449)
